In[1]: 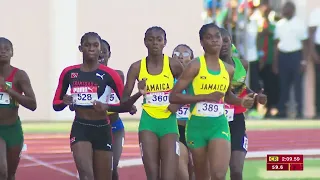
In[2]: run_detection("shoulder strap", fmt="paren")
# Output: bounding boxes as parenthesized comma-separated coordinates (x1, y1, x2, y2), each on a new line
(6, 67, 19, 82)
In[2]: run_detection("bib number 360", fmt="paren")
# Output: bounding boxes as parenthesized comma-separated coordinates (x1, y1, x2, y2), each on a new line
(145, 92, 170, 106)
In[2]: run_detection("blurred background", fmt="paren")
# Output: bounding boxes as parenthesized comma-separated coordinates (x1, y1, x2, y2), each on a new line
(0, 0, 319, 121)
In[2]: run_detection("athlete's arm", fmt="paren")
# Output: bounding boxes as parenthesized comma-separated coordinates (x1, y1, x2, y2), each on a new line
(170, 60, 206, 104)
(238, 58, 254, 94)
(6, 70, 37, 111)
(53, 68, 70, 111)
(102, 66, 127, 112)
(121, 61, 143, 106)
(224, 64, 243, 106)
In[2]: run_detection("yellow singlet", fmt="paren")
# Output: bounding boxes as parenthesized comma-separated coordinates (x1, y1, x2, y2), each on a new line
(138, 55, 174, 119)
(189, 55, 230, 117)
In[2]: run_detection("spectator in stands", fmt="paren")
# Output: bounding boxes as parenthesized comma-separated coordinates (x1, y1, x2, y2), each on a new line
(238, 1, 261, 118)
(272, 2, 308, 119)
(308, 8, 320, 119)
(257, 3, 279, 118)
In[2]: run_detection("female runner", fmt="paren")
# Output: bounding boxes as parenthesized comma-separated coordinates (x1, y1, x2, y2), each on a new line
(121, 26, 184, 180)
(172, 44, 194, 180)
(53, 32, 134, 180)
(219, 28, 267, 180)
(169, 23, 255, 180)
(0, 37, 37, 180)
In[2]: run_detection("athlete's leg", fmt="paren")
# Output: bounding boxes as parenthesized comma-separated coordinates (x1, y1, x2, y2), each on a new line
(230, 151, 246, 180)
(178, 142, 189, 180)
(188, 152, 195, 180)
(112, 129, 125, 180)
(229, 114, 247, 180)
(6, 118, 24, 180)
(159, 133, 179, 180)
(207, 116, 231, 180)
(139, 131, 160, 180)
(72, 142, 94, 180)
(189, 148, 210, 180)
(178, 124, 189, 180)
(0, 138, 8, 179)
(92, 123, 113, 180)
(6, 145, 22, 180)
(208, 139, 231, 180)
(93, 150, 113, 180)
(70, 119, 94, 179)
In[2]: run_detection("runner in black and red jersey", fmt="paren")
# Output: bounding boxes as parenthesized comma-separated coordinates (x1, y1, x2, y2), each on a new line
(219, 28, 267, 180)
(52, 32, 137, 180)
(0, 37, 37, 179)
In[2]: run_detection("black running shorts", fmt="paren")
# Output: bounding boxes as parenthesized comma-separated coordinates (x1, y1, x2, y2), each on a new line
(229, 113, 248, 152)
(70, 117, 112, 151)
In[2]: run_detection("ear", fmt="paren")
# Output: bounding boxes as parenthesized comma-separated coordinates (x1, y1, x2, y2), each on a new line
(107, 52, 111, 59)
(78, 45, 82, 52)
(164, 39, 167, 46)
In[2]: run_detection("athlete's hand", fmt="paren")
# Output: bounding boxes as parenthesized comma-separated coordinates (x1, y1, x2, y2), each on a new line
(129, 105, 137, 115)
(69, 104, 75, 111)
(63, 95, 73, 105)
(256, 89, 267, 105)
(92, 100, 109, 112)
(241, 93, 255, 109)
(0, 76, 8, 91)
(204, 92, 225, 102)
(167, 104, 180, 113)
(138, 78, 147, 95)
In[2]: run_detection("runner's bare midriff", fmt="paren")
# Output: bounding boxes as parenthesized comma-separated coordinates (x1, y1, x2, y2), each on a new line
(74, 108, 107, 120)
(0, 108, 18, 125)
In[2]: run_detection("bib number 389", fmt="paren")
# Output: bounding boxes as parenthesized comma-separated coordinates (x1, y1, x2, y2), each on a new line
(196, 102, 224, 117)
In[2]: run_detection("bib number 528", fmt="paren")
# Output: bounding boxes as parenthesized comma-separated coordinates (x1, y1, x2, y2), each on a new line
(78, 94, 92, 101)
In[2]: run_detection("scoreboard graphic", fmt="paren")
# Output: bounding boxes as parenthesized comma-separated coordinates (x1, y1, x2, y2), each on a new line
(266, 154, 304, 171)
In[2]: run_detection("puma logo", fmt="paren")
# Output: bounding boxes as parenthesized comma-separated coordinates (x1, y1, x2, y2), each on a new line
(222, 131, 229, 137)
(96, 73, 105, 80)
(107, 144, 112, 149)
(163, 75, 169, 78)
(223, 76, 227, 80)
(200, 76, 206, 79)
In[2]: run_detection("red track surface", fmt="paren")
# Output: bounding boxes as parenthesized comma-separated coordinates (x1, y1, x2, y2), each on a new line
(16, 129, 320, 180)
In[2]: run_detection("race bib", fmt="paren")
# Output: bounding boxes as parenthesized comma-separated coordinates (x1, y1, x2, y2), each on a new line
(108, 92, 120, 105)
(243, 136, 248, 151)
(71, 86, 98, 105)
(176, 105, 190, 119)
(145, 92, 170, 106)
(196, 102, 224, 117)
(0, 92, 10, 105)
(224, 104, 234, 122)
(0, 82, 12, 105)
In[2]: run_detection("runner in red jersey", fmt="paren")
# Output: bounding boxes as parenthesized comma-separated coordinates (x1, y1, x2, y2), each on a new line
(0, 37, 37, 179)
(52, 32, 134, 180)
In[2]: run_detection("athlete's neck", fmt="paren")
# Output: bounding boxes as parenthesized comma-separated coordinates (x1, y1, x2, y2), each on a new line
(82, 58, 99, 72)
(221, 55, 233, 65)
(0, 63, 11, 76)
(147, 54, 164, 64)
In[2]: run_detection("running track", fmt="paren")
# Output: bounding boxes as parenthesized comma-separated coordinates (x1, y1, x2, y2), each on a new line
(16, 129, 320, 180)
